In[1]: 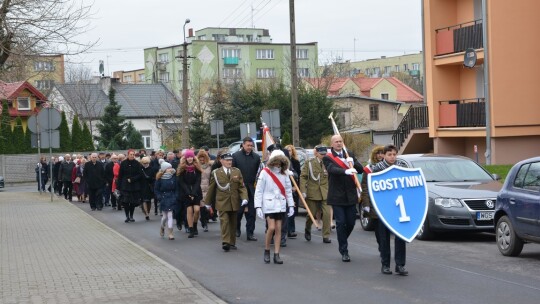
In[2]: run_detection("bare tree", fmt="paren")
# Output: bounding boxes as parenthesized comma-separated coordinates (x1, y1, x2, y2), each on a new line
(0, 0, 95, 71)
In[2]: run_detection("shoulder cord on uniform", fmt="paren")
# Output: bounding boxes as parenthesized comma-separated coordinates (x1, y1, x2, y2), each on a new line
(213, 170, 230, 191)
(308, 160, 320, 182)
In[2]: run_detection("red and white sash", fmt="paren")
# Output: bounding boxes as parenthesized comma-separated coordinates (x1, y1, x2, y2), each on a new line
(326, 153, 356, 182)
(263, 168, 286, 197)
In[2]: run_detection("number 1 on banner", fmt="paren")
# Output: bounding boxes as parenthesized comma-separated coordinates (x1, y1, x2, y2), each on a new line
(395, 195, 411, 222)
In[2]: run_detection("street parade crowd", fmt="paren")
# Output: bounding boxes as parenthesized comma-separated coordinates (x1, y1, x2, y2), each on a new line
(35, 136, 410, 275)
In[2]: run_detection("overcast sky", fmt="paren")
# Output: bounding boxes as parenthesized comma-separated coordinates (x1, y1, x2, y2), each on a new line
(70, 0, 422, 77)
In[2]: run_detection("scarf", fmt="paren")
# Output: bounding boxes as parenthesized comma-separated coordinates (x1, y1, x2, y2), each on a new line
(162, 169, 176, 179)
(186, 165, 195, 173)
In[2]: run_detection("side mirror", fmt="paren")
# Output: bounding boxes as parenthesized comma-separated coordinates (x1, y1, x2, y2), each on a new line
(492, 174, 501, 180)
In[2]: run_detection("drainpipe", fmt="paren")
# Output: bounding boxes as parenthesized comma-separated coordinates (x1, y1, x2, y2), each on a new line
(421, 0, 427, 103)
(482, 0, 491, 165)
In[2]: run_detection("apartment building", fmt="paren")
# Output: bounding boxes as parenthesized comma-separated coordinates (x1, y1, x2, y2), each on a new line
(422, 0, 540, 164)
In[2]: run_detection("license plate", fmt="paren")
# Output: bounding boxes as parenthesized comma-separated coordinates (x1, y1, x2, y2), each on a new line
(476, 211, 494, 221)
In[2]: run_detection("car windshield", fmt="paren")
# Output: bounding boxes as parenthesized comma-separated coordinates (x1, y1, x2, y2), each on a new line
(409, 158, 493, 182)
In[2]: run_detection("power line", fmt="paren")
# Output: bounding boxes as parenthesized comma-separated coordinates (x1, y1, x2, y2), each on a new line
(218, 0, 250, 27)
(234, 0, 270, 28)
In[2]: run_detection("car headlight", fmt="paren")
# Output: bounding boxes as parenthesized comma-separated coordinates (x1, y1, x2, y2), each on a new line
(434, 198, 463, 208)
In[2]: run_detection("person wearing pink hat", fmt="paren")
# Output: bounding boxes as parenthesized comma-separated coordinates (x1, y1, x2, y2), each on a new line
(177, 149, 203, 238)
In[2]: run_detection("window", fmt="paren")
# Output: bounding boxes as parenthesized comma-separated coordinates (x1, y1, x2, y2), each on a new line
(403, 63, 409, 71)
(212, 34, 226, 42)
(256, 49, 274, 59)
(395, 65, 400, 72)
(34, 61, 54, 71)
(412, 63, 420, 71)
(513, 162, 540, 191)
(223, 68, 242, 78)
(296, 49, 308, 59)
(222, 48, 240, 58)
(373, 67, 380, 77)
(256, 68, 275, 79)
(246, 35, 254, 42)
(17, 97, 30, 110)
(35, 80, 54, 90)
(159, 72, 169, 83)
(123, 75, 133, 83)
(158, 53, 169, 63)
(140, 130, 151, 149)
(297, 68, 309, 78)
(138, 73, 145, 82)
(198, 35, 206, 40)
(381, 93, 389, 100)
(369, 104, 379, 121)
(384, 66, 392, 76)
(178, 70, 184, 81)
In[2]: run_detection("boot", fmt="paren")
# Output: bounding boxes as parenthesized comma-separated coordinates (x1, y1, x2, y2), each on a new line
(160, 225, 165, 238)
(193, 224, 199, 236)
(264, 250, 271, 264)
(273, 253, 283, 264)
(188, 227, 195, 238)
(168, 228, 174, 240)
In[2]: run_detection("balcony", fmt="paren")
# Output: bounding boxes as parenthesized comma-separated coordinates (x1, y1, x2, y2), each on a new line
(435, 20, 483, 56)
(439, 98, 485, 128)
(223, 57, 239, 65)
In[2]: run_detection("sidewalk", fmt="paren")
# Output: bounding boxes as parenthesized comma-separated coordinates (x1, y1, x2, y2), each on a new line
(0, 192, 225, 304)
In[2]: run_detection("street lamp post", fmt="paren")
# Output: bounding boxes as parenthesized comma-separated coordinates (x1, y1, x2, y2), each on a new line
(181, 18, 191, 148)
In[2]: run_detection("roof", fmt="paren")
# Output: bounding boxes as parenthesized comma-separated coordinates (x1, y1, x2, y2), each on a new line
(329, 94, 403, 106)
(303, 78, 360, 96)
(52, 83, 181, 119)
(351, 78, 383, 96)
(385, 77, 424, 103)
(0, 80, 48, 101)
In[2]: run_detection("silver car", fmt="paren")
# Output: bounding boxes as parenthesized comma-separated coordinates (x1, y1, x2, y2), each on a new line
(360, 154, 502, 240)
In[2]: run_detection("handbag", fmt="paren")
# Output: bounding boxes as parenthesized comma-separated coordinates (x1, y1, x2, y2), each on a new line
(73, 177, 81, 184)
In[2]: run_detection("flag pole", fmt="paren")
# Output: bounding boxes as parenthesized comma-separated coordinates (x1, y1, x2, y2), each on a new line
(260, 120, 319, 229)
(328, 112, 362, 192)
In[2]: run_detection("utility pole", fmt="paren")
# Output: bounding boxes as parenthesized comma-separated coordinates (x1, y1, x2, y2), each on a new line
(289, 0, 300, 146)
(181, 19, 191, 148)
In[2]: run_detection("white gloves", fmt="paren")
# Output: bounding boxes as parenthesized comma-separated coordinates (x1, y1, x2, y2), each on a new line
(256, 208, 264, 219)
(346, 157, 354, 163)
(285, 169, 294, 176)
(287, 206, 295, 217)
(302, 193, 307, 199)
(241, 199, 248, 206)
(344, 168, 357, 175)
(363, 206, 370, 213)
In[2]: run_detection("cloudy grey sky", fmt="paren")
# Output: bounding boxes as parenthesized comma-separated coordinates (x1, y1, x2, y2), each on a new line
(71, 0, 422, 77)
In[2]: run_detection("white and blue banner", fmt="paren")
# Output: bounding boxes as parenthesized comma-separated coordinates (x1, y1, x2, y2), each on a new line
(368, 166, 428, 242)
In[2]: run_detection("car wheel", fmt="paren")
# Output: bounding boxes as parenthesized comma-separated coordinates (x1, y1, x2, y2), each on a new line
(496, 216, 524, 257)
(360, 209, 376, 231)
(416, 218, 435, 240)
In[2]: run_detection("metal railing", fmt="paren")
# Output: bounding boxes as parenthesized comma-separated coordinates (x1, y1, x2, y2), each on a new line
(439, 98, 485, 127)
(392, 105, 428, 150)
(435, 19, 483, 55)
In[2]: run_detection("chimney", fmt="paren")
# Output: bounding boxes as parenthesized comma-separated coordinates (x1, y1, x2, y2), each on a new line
(188, 28, 194, 38)
(100, 76, 112, 95)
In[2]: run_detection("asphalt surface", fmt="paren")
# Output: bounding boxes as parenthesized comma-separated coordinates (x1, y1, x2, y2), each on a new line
(3, 184, 540, 304)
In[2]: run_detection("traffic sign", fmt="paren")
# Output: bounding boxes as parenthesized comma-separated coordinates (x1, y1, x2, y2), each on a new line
(37, 108, 61, 130)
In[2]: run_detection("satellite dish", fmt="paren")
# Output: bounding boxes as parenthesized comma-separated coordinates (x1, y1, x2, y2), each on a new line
(463, 48, 477, 68)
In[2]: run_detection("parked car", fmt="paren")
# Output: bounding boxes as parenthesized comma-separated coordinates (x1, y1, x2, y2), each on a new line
(0, 175, 4, 189)
(360, 154, 502, 240)
(494, 156, 540, 256)
(227, 140, 263, 155)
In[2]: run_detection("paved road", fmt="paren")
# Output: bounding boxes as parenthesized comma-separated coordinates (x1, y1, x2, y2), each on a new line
(0, 190, 224, 304)
(68, 196, 540, 304)
(3, 185, 540, 304)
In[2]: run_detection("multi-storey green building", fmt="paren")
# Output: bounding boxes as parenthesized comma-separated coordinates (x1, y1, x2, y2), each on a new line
(144, 27, 318, 98)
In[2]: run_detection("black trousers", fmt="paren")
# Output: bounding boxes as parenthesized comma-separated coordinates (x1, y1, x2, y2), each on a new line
(332, 204, 357, 255)
(237, 187, 255, 236)
(88, 188, 103, 210)
(378, 220, 406, 267)
(63, 181, 73, 200)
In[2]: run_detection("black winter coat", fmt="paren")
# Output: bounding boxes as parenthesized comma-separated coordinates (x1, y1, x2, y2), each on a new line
(177, 170, 202, 204)
(84, 161, 106, 190)
(117, 159, 143, 192)
(141, 165, 156, 201)
(58, 161, 75, 182)
(322, 149, 363, 206)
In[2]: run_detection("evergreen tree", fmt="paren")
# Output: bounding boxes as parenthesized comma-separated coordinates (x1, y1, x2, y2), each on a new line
(12, 116, 25, 154)
(24, 127, 33, 153)
(71, 115, 83, 151)
(297, 86, 334, 146)
(0, 100, 13, 154)
(124, 121, 143, 149)
(81, 122, 94, 151)
(281, 131, 292, 146)
(95, 88, 125, 149)
(59, 111, 72, 152)
(189, 111, 212, 149)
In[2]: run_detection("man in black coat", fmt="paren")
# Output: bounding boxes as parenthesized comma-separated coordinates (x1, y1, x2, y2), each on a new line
(58, 154, 75, 201)
(322, 135, 363, 262)
(84, 153, 106, 211)
(232, 137, 261, 241)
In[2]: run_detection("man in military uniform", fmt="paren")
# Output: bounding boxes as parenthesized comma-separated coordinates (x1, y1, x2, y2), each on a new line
(300, 145, 332, 244)
(206, 153, 248, 252)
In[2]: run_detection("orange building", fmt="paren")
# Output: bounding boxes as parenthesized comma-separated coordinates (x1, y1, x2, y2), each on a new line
(0, 81, 48, 129)
(421, 0, 540, 164)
